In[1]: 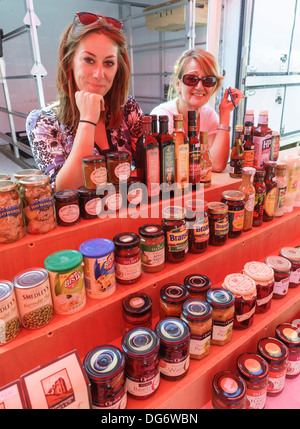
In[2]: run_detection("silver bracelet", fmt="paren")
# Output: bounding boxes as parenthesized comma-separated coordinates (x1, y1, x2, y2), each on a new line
(217, 124, 231, 132)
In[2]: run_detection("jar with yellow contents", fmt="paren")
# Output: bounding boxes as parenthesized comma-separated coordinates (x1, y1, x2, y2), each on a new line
(206, 288, 235, 346)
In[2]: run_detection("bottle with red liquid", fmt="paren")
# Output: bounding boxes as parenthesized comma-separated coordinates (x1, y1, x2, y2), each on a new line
(253, 170, 266, 227)
(157, 115, 175, 194)
(188, 111, 200, 186)
(253, 110, 272, 170)
(263, 161, 277, 222)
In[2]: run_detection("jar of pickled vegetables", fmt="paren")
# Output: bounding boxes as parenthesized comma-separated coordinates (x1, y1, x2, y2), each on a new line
(184, 274, 211, 300)
(13, 168, 42, 183)
(243, 261, 274, 314)
(275, 323, 300, 379)
(82, 155, 107, 189)
(159, 283, 188, 319)
(0, 180, 25, 243)
(206, 288, 235, 346)
(279, 247, 300, 288)
(212, 370, 247, 409)
(161, 206, 188, 263)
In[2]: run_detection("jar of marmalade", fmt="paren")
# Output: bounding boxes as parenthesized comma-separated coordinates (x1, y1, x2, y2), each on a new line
(139, 224, 165, 273)
(221, 190, 245, 238)
(82, 155, 107, 189)
(107, 151, 131, 184)
(275, 323, 300, 379)
(207, 202, 229, 246)
(237, 352, 269, 409)
(83, 345, 127, 409)
(184, 274, 211, 300)
(0, 180, 25, 244)
(159, 283, 188, 319)
(161, 206, 188, 263)
(279, 247, 300, 288)
(212, 370, 247, 409)
(155, 317, 190, 381)
(122, 293, 152, 332)
(257, 337, 288, 396)
(265, 255, 291, 299)
(181, 298, 212, 360)
(113, 232, 142, 285)
(77, 186, 102, 219)
(243, 261, 274, 314)
(185, 199, 209, 254)
(121, 327, 160, 399)
(206, 288, 235, 346)
(54, 190, 80, 226)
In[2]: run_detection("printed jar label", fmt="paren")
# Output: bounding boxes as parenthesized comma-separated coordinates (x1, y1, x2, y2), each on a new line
(159, 355, 189, 377)
(85, 198, 102, 216)
(82, 252, 116, 298)
(115, 254, 141, 281)
(92, 392, 127, 410)
(190, 331, 211, 357)
(290, 269, 300, 284)
(29, 197, 53, 211)
(90, 167, 107, 186)
(114, 162, 131, 181)
(246, 386, 267, 409)
(212, 318, 233, 342)
(58, 204, 79, 223)
(287, 354, 300, 376)
(214, 218, 229, 236)
(126, 371, 160, 397)
(267, 369, 286, 394)
(141, 241, 165, 267)
(256, 289, 273, 307)
(273, 277, 290, 296)
(236, 305, 255, 322)
(0, 204, 21, 219)
(166, 225, 188, 252)
(193, 218, 209, 242)
(228, 209, 244, 232)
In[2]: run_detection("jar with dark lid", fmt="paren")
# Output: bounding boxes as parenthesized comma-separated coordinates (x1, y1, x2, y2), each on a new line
(221, 190, 245, 238)
(113, 232, 141, 284)
(185, 199, 209, 254)
(54, 190, 80, 226)
(107, 151, 131, 184)
(180, 298, 212, 360)
(279, 247, 300, 288)
(81, 155, 107, 189)
(127, 177, 145, 208)
(139, 224, 165, 273)
(206, 288, 235, 346)
(0, 280, 21, 345)
(237, 352, 269, 409)
(257, 337, 288, 396)
(275, 323, 300, 379)
(0, 180, 25, 243)
(122, 293, 152, 332)
(207, 202, 229, 246)
(121, 327, 160, 399)
(77, 186, 102, 219)
(243, 261, 274, 313)
(161, 206, 188, 263)
(184, 274, 211, 300)
(83, 345, 127, 409)
(265, 255, 291, 299)
(212, 370, 247, 409)
(159, 283, 188, 319)
(155, 317, 190, 380)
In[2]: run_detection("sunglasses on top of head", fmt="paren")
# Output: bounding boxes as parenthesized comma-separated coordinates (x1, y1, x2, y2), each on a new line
(74, 12, 123, 29)
(182, 74, 218, 88)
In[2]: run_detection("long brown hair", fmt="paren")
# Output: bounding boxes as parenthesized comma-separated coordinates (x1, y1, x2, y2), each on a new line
(56, 19, 130, 132)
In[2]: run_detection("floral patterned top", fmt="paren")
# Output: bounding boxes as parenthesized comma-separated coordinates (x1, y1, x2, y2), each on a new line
(26, 96, 143, 187)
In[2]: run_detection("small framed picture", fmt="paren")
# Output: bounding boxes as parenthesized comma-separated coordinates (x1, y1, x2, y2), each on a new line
(0, 380, 27, 409)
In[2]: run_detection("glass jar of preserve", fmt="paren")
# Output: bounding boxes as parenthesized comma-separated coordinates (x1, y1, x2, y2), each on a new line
(0, 174, 11, 181)
(54, 189, 80, 227)
(155, 317, 190, 381)
(83, 345, 127, 409)
(180, 298, 212, 360)
(257, 337, 288, 396)
(279, 247, 300, 288)
(0, 280, 21, 345)
(113, 232, 141, 285)
(102, 183, 124, 215)
(77, 186, 102, 219)
(221, 190, 245, 238)
(265, 255, 291, 299)
(243, 261, 274, 314)
(207, 202, 229, 246)
(161, 206, 188, 263)
(159, 283, 188, 319)
(139, 224, 165, 273)
(212, 370, 247, 409)
(82, 155, 107, 189)
(185, 199, 209, 254)
(19, 175, 56, 234)
(275, 323, 300, 379)
(206, 288, 235, 346)
(263, 161, 277, 222)
(0, 180, 25, 244)
(107, 151, 131, 184)
(13, 168, 42, 185)
(121, 327, 160, 399)
(253, 170, 266, 227)
(223, 273, 257, 330)
(184, 274, 211, 300)
(237, 352, 269, 409)
(122, 293, 152, 332)
(127, 177, 145, 208)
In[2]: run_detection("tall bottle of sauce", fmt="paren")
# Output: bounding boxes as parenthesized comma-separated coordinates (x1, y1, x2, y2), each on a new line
(172, 114, 189, 189)
(229, 125, 244, 178)
(243, 122, 255, 168)
(263, 161, 277, 222)
(239, 167, 256, 231)
(157, 116, 175, 194)
(253, 110, 272, 170)
(199, 131, 212, 187)
(188, 111, 200, 186)
(253, 170, 266, 227)
(274, 162, 287, 217)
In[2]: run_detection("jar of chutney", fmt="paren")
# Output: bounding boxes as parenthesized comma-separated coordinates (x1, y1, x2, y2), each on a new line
(275, 323, 300, 379)
(243, 261, 274, 314)
(113, 232, 142, 285)
(139, 224, 165, 273)
(159, 283, 188, 319)
(279, 247, 300, 288)
(82, 155, 107, 189)
(184, 274, 211, 300)
(265, 255, 291, 299)
(185, 199, 209, 254)
(77, 186, 102, 219)
(206, 288, 235, 346)
(221, 190, 245, 238)
(212, 370, 247, 409)
(122, 293, 152, 332)
(207, 202, 229, 246)
(161, 206, 188, 263)
(107, 151, 131, 184)
(54, 190, 80, 226)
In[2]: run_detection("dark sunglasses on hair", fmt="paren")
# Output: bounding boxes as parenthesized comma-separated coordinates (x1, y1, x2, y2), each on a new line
(182, 74, 218, 88)
(74, 12, 123, 29)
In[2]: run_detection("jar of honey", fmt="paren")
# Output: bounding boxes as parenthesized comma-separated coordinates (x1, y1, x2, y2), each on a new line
(113, 232, 142, 285)
(54, 190, 80, 226)
(122, 293, 152, 332)
(207, 202, 229, 246)
(243, 261, 274, 314)
(212, 370, 247, 409)
(279, 247, 300, 288)
(206, 288, 235, 346)
(185, 199, 209, 254)
(155, 317, 190, 381)
(257, 337, 288, 396)
(184, 274, 211, 300)
(237, 352, 269, 409)
(77, 186, 102, 219)
(180, 298, 212, 360)
(275, 323, 300, 379)
(82, 155, 107, 189)
(121, 327, 160, 399)
(107, 151, 131, 184)
(161, 206, 188, 263)
(265, 255, 291, 299)
(159, 283, 188, 319)
(139, 224, 165, 273)
(0, 180, 25, 244)
(221, 190, 245, 238)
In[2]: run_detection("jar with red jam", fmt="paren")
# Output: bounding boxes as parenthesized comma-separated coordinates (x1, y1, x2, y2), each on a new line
(121, 327, 160, 400)
(257, 337, 288, 396)
(139, 224, 165, 273)
(102, 183, 124, 215)
(83, 345, 127, 409)
(107, 151, 131, 184)
(243, 261, 274, 314)
(159, 283, 188, 319)
(113, 232, 142, 285)
(122, 293, 152, 332)
(185, 199, 209, 254)
(184, 274, 211, 300)
(82, 155, 107, 189)
(279, 247, 300, 288)
(223, 273, 257, 330)
(275, 323, 300, 379)
(206, 288, 235, 346)
(265, 255, 291, 299)
(237, 352, 269, 409)
(161, 206, 188, 263)
(77, 186, 102, 219)
(207, 202, 229, 246)
(54, 190, 80, 226)
(221, 190, 245, 238)
(127, 177, 145, 208)
(212, 370, 247, 409)
(155, 317, 190, 381)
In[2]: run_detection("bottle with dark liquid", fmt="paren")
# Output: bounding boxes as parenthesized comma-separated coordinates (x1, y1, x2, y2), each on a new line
(243, 121, 254, 168)
(157, 116, 175, 194)
(229, 125, 244, 178)
(188, 111, 200, 186)
(150, 114, 159, 139)
(253, 170, 266, 227)
(199, 131, 212, 187)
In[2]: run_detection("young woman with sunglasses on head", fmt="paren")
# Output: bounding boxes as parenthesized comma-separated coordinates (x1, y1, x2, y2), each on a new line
(150, 48, 244, 172)
(26, 12, 143, 191)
